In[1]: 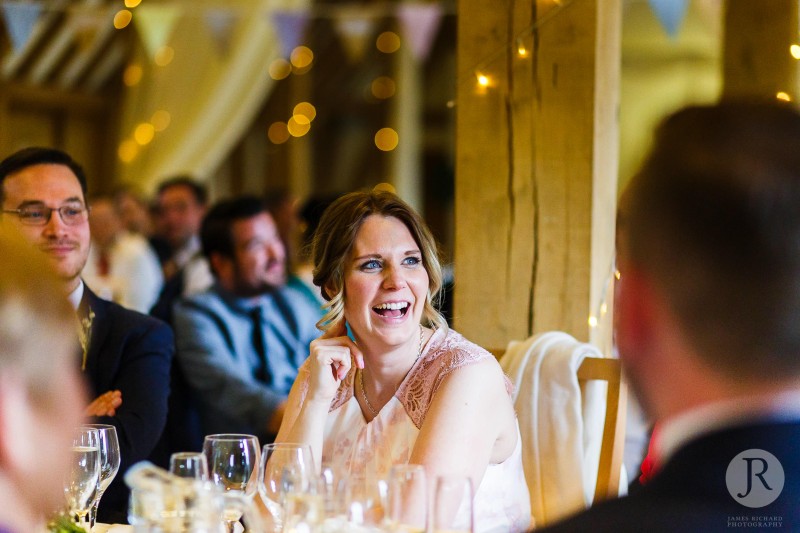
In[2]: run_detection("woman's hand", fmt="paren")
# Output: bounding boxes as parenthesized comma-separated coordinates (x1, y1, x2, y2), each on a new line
(306, 320, 364, 401)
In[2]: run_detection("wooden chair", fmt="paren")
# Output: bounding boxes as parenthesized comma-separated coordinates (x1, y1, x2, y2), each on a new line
(490, 347, 627, 504)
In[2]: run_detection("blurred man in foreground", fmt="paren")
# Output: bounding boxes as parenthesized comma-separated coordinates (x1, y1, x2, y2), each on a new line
(0, 225, 86, 532)
(543, 103, 800, 531)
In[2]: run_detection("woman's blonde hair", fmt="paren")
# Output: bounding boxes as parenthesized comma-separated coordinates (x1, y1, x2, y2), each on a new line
(312, 190, 447, 332)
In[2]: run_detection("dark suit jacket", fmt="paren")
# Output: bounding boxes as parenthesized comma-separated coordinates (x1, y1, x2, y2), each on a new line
(79, 285, 173, 524)
(540, 420, 800, 532)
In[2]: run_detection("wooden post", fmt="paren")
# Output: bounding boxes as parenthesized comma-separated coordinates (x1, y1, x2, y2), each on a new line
(455, 0, 620, 351)
(723, 0, 799, 101)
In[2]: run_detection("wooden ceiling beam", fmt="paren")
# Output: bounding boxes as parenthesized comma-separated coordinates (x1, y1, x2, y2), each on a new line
(6, 82, 109, 114)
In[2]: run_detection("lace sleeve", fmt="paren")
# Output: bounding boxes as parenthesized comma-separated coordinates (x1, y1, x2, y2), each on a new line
(398, 329, 511, 428)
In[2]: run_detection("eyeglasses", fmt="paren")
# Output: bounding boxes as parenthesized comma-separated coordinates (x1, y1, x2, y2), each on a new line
(2, 205, 89, 226)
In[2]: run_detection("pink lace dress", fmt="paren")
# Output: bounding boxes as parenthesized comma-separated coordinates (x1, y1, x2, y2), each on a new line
(298, 328, 532, 532)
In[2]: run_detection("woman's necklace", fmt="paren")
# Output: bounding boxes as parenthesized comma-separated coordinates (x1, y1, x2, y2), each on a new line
(360, 325, 424, 417)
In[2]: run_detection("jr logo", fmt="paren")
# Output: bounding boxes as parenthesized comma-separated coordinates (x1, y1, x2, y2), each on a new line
(726, 449, 785, 508)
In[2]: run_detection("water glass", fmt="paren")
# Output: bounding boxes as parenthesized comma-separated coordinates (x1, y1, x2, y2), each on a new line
(63, 427, 101, 530)
(343, 472, 388, 530)
(170, 451, 209, 480)
(82, 424, 120, 530)
(387, 464, 427, 532)
(259, 442, 316, 532)
(431, 475, 474, 533)
(203, 434, 260, 533)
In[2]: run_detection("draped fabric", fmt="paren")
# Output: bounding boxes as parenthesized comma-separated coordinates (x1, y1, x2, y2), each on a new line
(116, 0, 310, 190)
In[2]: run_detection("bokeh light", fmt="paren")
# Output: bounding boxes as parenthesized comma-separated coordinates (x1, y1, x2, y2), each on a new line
(125, 0, 141, 7)
(287, 115, 311, 137)
(154, 46, 175, 67)
(268, 122, 290, 144)
(293, 102, 317, 122)
(371, 76, 396, 99)
(134, 123, 155, 145)
(118, 140, 138, 163)
(123, 64, 143, 86)
(269, 59, 292, 80)
(376, 31, 401, 53)
(373, 182, 397, 194)
(791, 44, 800, 60)
(113, 10, 132, 29)
(777, 91, 791, 102)
(151, 110, 171, 132)
(374, 128, 399, 151)
(290, 46, 314, 68)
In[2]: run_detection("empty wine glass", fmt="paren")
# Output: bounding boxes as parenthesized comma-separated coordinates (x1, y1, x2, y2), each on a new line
(258, 442, 315, 532)
(170, 451, 209, 480)
(203, 434, 260, 533)
(387, 464, 427, 533)
(82, 424, 120, 531)
(63, 427, 101, 530)
(343, 471, 388, 530)
(431, 475, 474, 533)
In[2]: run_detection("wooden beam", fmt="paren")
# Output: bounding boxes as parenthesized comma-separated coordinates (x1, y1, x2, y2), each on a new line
(455, 0, 620, 349)
(6, 82, 109, 114)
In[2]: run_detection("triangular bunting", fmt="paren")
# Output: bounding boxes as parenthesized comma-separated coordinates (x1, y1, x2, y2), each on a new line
(271, 10, 310, 59)
(133, 3, 182, 59)
(1, 0, 42, 53)
(648, 0, 688, 38)
(397, 3, 443, 62)
(204, 8, 236, 57)
(332, 7, 377, 64)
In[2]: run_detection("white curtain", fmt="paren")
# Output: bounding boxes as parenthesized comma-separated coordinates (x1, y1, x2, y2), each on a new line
(116, 0, 309, 191)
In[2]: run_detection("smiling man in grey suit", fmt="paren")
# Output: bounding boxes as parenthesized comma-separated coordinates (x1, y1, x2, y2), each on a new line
(0, 147, 172, 524)
(542, 103, 800, 532)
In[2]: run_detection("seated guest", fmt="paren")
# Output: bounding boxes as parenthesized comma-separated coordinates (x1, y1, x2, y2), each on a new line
(542, 103, 800, 531)
(0, 147, 173, 524)
(276, 190, 531, 532)
(173, 196, 322, 445)
(154, 176, 212, 287)
(83, 195, 163, 313)
(0, 225, 86, 533)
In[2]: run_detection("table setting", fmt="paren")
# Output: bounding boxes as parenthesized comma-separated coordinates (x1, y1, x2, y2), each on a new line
(56, 432, 474, 532)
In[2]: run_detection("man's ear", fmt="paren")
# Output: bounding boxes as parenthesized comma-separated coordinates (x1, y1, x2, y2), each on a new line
(615, 264, 658, 369)
(209, 252, 233, 282)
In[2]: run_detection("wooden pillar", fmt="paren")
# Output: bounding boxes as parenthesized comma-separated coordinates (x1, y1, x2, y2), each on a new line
(723, 0, 799, 101)
(455, 0, 620, 351)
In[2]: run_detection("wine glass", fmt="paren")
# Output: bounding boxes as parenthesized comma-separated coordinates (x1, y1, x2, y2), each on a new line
(203, 434, 260, 533)
(431, 475, 474, 533)
(170, 451, 209, 480)
(63, 427, 101, 530)
(258, 442, 316, 532)
(387, 464, 427, 533)
(82, 424, 120, 531)
(343, 471, 388, 530)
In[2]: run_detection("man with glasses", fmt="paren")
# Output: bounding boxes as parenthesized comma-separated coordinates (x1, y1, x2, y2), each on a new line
(0, 147, 172, 524)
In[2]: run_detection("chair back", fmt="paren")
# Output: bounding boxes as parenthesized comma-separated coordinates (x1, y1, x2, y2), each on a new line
(493, 332, 627, 526)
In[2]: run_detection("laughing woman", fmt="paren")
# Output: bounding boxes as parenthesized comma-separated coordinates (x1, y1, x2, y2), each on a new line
(276, 190, 531, 532)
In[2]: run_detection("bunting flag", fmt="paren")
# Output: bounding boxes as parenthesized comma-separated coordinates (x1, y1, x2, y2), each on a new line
(648, 0, 688, 38)
(271, 10, 311, 59)
(204, 7, 236, 57)
(397, 3, 443, 62)
(1, 0, 42, 52)
(332, 7, 377, 64)
(134, 3, 182, 59)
